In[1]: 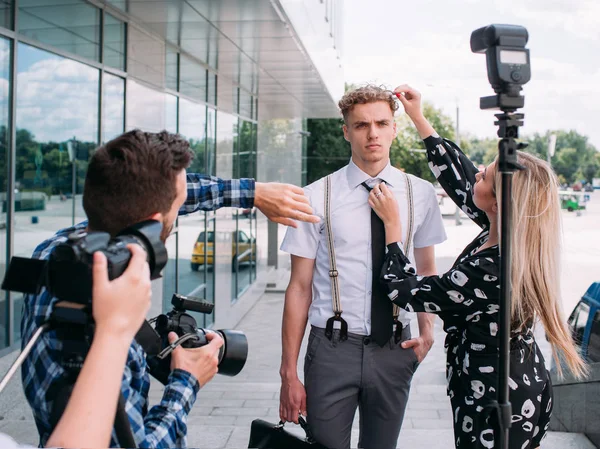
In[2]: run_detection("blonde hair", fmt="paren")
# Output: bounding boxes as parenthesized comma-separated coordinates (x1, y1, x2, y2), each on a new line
(494, 151, 587, 378)
(338, 85, 399, 123)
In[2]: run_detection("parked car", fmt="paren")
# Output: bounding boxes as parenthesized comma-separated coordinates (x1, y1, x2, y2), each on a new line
(559, 191, 586, 212)
(566, 282, 600, 363)
(191, 230, 256, 271)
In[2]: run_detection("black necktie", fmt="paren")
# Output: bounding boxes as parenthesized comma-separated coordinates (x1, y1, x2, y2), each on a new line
(362, 182, 394, 346)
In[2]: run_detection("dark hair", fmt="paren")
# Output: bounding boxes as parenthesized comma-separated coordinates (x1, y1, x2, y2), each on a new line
(83, 129, 193, 236)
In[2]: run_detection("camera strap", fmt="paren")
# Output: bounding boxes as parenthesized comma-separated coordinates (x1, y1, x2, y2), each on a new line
(48, 302, 137, 449)
(323, 173, 414, 343)
(135, 320, 163, 356)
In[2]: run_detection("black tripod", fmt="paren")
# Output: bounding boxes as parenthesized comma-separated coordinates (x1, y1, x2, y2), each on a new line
(0, 302, 136, 448)
(493, 110, 526, 449)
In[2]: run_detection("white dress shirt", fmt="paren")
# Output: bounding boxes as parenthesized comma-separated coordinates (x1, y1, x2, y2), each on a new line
(281, 159, 447, 335)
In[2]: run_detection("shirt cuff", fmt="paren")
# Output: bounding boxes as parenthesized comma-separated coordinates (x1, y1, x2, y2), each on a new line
(163, 369, 200, 414)
(423, 134, 442, 146)
(230, 178, 255, 209)
(386, 242, 405, 256)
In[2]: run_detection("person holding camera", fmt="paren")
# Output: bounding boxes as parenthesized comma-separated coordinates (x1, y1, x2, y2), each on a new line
(369, 85, 587, 449)
(3, 244, 159, 448)
(20, 130, 319, 448)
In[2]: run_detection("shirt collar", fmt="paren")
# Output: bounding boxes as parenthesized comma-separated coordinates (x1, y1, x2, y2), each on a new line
(346, 158, 395, 189)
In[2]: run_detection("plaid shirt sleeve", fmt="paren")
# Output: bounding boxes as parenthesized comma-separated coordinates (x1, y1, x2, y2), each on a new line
(20, 223, 201, 448)
(181, 173, 255, 215)
(121, 346, 200, 448)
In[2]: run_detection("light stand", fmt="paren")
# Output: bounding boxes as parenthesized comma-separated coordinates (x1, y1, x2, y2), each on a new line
(471, 23, 531, 449)
(494, 110, 526, 449)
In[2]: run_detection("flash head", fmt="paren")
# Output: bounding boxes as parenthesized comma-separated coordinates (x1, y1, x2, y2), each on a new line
(471, 24, 531, 111)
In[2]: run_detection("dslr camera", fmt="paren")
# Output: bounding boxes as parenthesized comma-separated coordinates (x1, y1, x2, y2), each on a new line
(3, 219, 168, 302)
(144, 293, 248, 384)
(2, 219, 248, 382)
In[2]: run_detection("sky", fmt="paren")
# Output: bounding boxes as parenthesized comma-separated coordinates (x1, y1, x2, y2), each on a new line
(341, 0, 600, 149)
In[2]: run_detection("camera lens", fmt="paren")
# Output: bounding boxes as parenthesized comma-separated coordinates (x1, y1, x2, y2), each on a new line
(215, 330, 248, 376)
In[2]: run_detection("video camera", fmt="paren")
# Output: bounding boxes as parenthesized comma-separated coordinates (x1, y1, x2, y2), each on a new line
(1, 219, 248, 385)
(144, 293, 248, 384)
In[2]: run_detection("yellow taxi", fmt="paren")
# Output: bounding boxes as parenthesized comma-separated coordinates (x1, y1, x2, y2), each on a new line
(191, 230, 256, 271)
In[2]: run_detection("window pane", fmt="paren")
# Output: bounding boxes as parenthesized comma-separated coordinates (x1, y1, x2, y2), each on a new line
(106, 0, 126, 12)
(15, 43, 99, 338)
(206, 107, 216, 176)
(19, 0, 101, 62)
(235, 213, 254, 297)
(127, 26, 165, 88)
(179, 98, 206, 174)
(179, 54, 206, 102)
(103, 13, 125, 71)
(0, 37, 11, 349)
(239, 90, 252, 119)
(165, 94, 177, 134)
(126, 79, 166, 132)
(207, 72, 216, 106)
(162, 231, 177, 312)
(177, 98, 211, 323)
(166, 47, 178, 91)
(102, 73, 124, 143)
(0, 0, 14, 30)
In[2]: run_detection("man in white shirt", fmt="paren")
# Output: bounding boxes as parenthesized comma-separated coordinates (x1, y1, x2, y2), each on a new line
(278, 85, 447, 449)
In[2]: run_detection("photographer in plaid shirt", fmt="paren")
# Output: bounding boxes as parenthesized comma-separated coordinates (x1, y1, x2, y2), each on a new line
(20, 129, 319, 448)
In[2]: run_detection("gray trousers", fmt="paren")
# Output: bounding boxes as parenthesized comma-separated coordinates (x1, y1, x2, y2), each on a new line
(304, 325, 419, 449)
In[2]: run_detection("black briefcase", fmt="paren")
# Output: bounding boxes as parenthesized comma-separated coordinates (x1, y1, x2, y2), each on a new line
(248, 416, 328, 449)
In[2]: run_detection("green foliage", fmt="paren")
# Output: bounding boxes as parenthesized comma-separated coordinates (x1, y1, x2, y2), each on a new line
(305, 118, 350, 185)
(523, 130, 599, 184)
(391, 102, 456, 183)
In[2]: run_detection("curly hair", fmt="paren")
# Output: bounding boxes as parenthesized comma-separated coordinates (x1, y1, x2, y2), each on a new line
(83, 130, 193, 236)
(338, 84, 399, 123)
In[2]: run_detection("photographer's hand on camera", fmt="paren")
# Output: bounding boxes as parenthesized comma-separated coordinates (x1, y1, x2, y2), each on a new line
(92, 244, 152, 343)
(169, 331, 223, 387)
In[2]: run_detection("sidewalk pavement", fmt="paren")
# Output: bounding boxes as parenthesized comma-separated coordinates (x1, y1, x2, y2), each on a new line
(172, 197, 600, 448)
(0, 196, 597, 448)
(165, 260, 595, 448)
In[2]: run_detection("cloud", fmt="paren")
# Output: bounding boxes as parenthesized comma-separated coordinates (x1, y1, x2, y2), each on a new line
(342, 0, 600, 148)
(15, 54, 99, 142)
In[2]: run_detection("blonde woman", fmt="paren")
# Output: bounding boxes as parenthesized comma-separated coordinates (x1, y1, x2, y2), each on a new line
(368, 85, 586, 449)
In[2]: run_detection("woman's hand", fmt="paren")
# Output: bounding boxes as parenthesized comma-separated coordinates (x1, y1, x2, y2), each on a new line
(369, 183, 403, 245)
(393, 84, 423, 120)
(394, 84, 436, 140)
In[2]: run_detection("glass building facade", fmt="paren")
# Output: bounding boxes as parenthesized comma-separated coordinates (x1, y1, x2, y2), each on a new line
(0, 0, 343, 352)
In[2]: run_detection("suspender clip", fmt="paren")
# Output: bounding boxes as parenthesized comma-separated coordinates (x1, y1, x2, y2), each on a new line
(325, 312, 348, 342)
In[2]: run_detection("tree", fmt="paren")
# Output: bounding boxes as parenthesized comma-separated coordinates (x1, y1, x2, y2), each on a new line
(305, 118, 350, 185)
(524, 130, 599, 184)
(391, 102, 456, 183)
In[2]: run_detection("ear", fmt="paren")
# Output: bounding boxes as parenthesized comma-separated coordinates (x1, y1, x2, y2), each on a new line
(342, 124, 350, 142)
(392, 120, 397, 137)
(492, 202, 498, 214)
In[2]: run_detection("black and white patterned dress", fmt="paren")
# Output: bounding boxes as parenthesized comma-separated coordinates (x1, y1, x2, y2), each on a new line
(380, 135, 553, 449)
